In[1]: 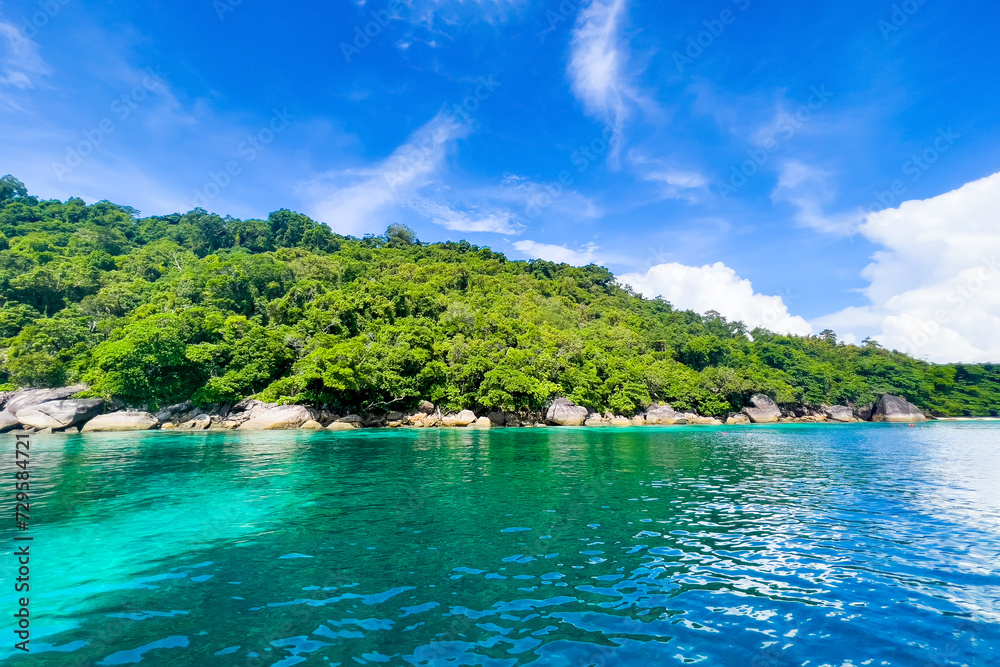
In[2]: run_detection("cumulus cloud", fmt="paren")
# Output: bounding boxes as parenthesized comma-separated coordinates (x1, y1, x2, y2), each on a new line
(619, 261, 813, 336)
(568, 0, 638, 165)
(813, 172, 1000, 362)
(513, 240, 603, 265)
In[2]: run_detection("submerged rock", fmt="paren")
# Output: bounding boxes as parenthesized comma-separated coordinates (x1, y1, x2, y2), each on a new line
(327, 421, 360, 431)
(239, 405, 314, 430)
(82, 411, 159, 432)
(872, 395, 927, 423)
(16, 399, 104, 430)
(545, 398, 588, 426)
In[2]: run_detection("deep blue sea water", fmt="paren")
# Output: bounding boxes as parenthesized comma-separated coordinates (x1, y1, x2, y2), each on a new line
(1, 423, 998, 666)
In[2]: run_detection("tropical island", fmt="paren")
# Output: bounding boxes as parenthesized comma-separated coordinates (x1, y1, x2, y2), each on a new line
(1, 174, 997, 434)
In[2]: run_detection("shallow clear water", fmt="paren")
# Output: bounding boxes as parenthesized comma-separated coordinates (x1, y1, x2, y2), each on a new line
(1, 423, 999, 666)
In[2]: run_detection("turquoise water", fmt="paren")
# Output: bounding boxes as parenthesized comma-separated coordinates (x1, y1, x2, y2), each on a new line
(1, 423, 998, 666)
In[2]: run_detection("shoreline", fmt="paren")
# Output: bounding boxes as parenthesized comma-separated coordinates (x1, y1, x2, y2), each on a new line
(2, 389, 994, 435)
(14, 419, 1000, 437)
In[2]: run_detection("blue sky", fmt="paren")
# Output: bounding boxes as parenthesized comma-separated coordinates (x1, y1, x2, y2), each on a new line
(2, 0, 1000, 361)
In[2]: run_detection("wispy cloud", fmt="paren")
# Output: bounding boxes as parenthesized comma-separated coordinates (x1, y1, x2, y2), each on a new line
(302, 112, 524, 237)
(0, 18, 51, 106)
(771, 160, 859, 235)
(513, 240, 603, 265)
(568, 0, 641, 166)
(408, 195, 523, 234)
(302, 113, 467, 235)
(629, 152, 708, 202)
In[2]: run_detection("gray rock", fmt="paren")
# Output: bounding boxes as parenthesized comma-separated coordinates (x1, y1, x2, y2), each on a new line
(418, 401, 436, 414)
(853, 402, 875, 421)
(340, 414, 363, 424)
(61, 426, 80, 434)
(824, 405, 854, 422)
(646, 403, 681, 425)
(743, 395, 781, 424)
(239, 405, 314, 430)
(488, 411, 506, 426)
(442, 410, 477, 427)
(15, 399, 104, 430)
(327, 421, 360, 431)
(5, 386, 88, 415)
(154, 401, 193, 422)
(872, 394, 927, 423)
(504, 413, 522, 428)
(545, 398, 588, 426)
(82, 411, 159, 432)
(0, 411, 19, 433)
(180, 415, 211, 430)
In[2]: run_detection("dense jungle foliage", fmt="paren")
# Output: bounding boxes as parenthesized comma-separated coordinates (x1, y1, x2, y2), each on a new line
(1, 175, 997, 417)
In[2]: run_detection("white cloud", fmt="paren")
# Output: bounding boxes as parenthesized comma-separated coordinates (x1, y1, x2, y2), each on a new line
(513, 240, 602, 265)
(619, 261, 813, 336)
(303, 113, 523, 237)
(568, 0, 637, 165)
(408, 196, 523, 234)
(0, 19, 50, 101)
(814, 172, 1000, 362)
(629, 152, 708, 202)
(302, 113, 467, 236)
(494, 173, 602, 221)
(771, 160, 860, 235)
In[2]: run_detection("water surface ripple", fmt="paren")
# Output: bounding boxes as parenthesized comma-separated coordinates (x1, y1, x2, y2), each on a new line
(2, 423, 998, 665)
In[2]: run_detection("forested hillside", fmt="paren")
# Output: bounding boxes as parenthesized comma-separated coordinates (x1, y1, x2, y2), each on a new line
(1, 175, 997, 417)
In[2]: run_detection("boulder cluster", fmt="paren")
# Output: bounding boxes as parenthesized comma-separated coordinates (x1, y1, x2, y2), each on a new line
(0, 387, 929, 435)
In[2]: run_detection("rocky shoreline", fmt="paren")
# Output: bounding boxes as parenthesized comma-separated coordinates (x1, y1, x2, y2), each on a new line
(0, 387, 934, 435)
